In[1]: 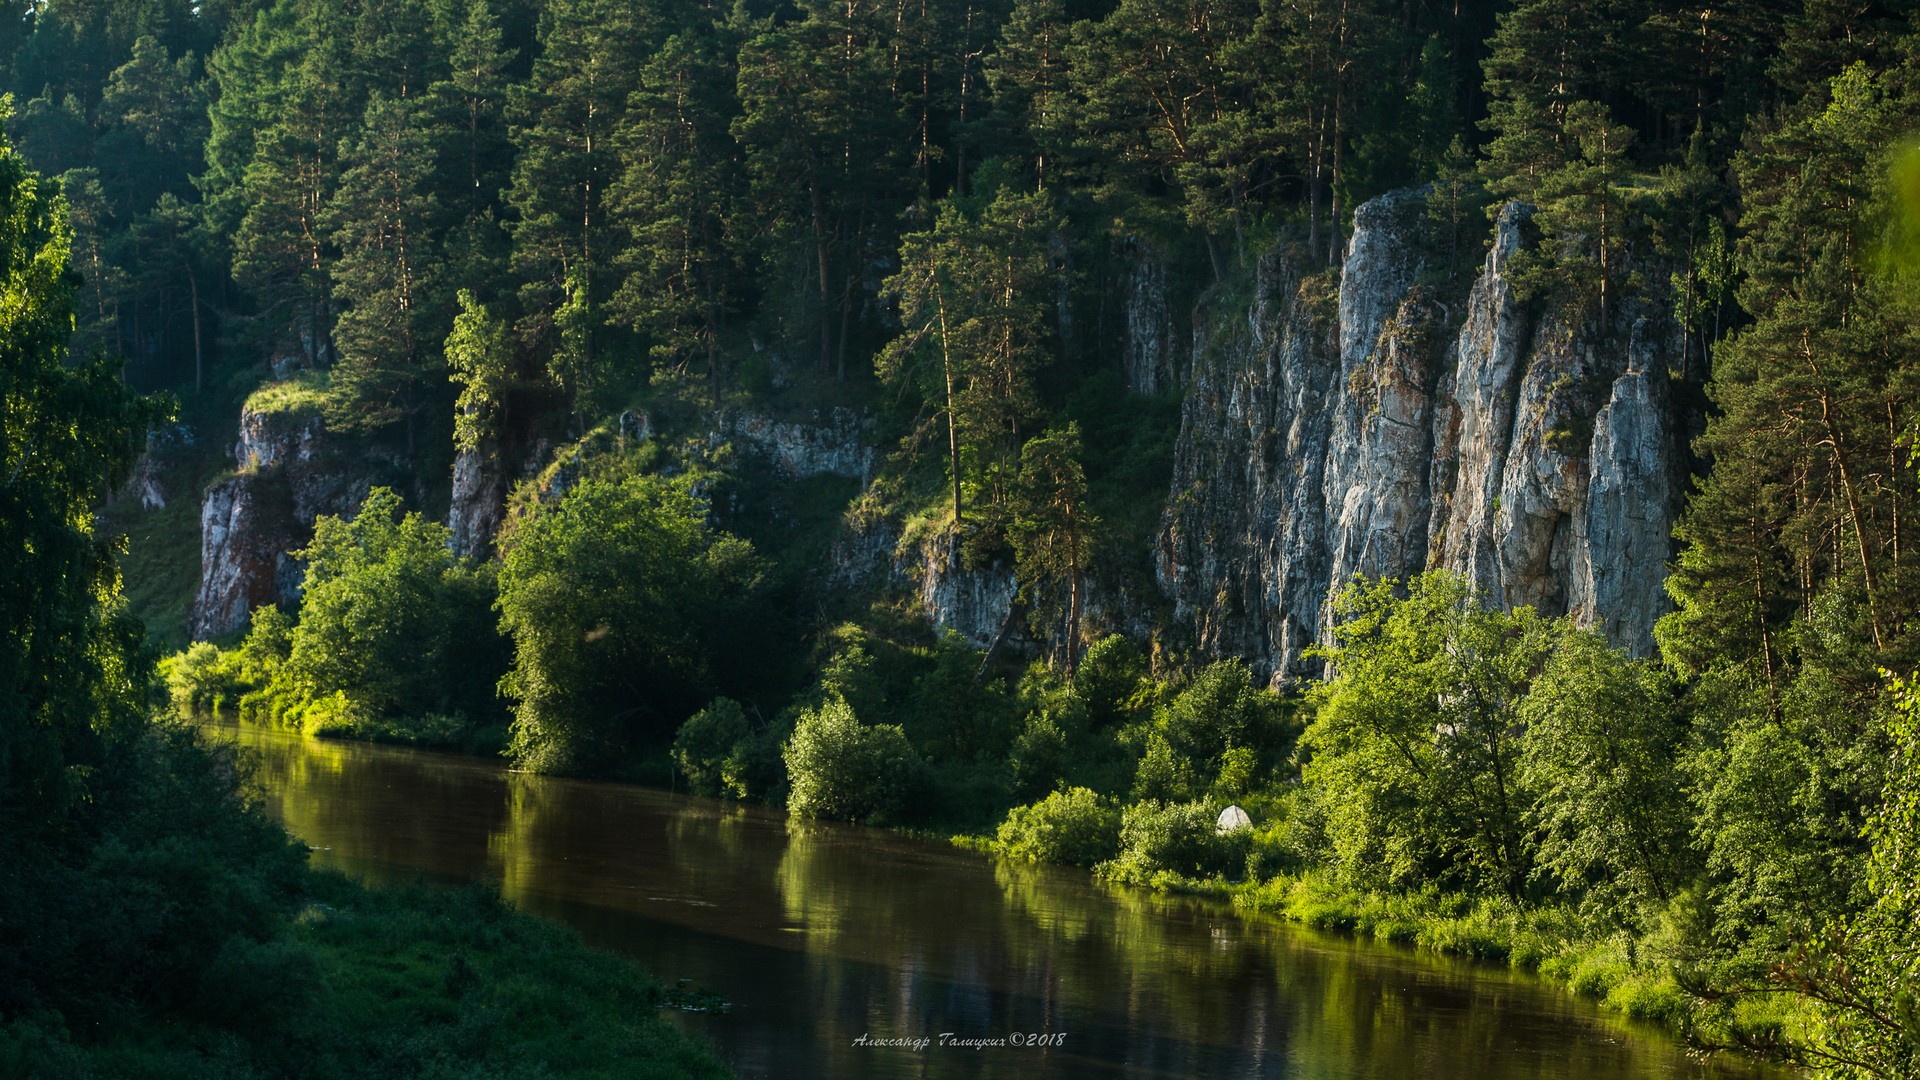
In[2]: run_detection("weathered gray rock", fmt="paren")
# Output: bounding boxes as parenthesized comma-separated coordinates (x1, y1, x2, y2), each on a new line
(449, 443, 505, 559)
(1324, 190, 1449, 598)
(724, 407, 872, 481)
(116, 424, 194, 511)
(1428, 202, 1536, 600)
(916, 533, 1018, 651)
(1160, 190, 1684, 681)
(1157, 252, 1341, 677)
(120, 446, 171, 510)
(190, 474, 294, 639)
(1123, 239, 1178, 394)
(189, 393, 375, 639)
(1571, 319, 1678, 656)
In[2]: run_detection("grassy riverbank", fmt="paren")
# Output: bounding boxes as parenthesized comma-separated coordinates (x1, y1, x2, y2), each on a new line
(6, 860, 733, 1079)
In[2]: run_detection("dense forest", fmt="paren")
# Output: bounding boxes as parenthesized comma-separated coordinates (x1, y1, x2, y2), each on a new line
(6, 0, 1920, 1074)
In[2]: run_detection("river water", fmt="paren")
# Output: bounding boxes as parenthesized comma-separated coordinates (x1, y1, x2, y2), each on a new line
(209, 718, 1789, 1080)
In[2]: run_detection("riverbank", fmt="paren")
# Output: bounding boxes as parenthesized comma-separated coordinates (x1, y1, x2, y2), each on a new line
(960, 843, 1805, 1065)
(7, 861, 733, 1078)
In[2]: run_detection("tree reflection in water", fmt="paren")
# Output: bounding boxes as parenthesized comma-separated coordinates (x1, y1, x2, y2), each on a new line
(211, 718, 1788, 1080)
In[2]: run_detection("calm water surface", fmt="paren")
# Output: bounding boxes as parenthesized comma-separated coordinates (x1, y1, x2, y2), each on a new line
(209, 718, 1790, 1080)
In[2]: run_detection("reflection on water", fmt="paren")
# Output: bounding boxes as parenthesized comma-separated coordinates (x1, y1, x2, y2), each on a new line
(214, 717, 1787, 1080)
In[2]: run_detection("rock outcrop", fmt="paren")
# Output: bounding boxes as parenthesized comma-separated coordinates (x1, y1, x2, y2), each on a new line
(1123, 240, 1180, 394)
(724, 407, 873, 481)
(449, 443, 506, 558)
(188, 390, 380, 640)
(191, 472, 299, 640)
(916, 534, 1019, 650)
(1159, 189, 1684, 683)
(114, 424, 192, 510)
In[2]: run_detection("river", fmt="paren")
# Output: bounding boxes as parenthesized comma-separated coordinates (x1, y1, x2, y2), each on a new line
(208, 717, 1790, 1080)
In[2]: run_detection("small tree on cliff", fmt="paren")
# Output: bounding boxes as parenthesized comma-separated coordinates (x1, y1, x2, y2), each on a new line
(1008, 423, 1098, 673)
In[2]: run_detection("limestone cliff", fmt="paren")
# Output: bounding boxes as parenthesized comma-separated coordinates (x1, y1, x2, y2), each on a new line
(724, 407, 874, 482)
(1159, 189, 1685, 683)
(448, 443, 505, 559)
(188, 390, 382, 640)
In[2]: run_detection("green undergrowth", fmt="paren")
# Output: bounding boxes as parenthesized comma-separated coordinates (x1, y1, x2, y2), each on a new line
(308, 709, 511, 757)
(8, 870, 733, 1079)
(101, 492, 204, 655)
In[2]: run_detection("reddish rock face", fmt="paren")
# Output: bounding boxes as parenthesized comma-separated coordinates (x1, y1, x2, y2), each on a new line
(190, 473, 297, 640)
(188, 396, 377, 641)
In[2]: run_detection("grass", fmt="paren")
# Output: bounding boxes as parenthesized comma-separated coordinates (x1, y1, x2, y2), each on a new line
(103, 491, 205, 656)
(242, 370, 331, 417)
(29, 871, 734, 1079)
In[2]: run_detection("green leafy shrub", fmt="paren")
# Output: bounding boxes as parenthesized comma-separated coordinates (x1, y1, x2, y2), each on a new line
(674, 698, 750, 797)
(675, 691, 779, 795)
(161, 641, 245, 714)
(904, 633, 1021, 761)
(1069, 635, 1153, 726)
(1130, 660, 1292, 803)
(1097, 800, 1247, 885)
(192, 935, 323, 1030)
(996, 787, 1121, 867)
(1009, 708, 1069, 801)
(498, 470, 768, 774)
(271, 488, 507, 737)
(783, 698, 922, 823)
(719, 720, 789, 802)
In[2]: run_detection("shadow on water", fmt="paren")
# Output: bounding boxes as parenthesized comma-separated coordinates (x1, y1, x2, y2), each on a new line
(209, 717, 1792, 1080)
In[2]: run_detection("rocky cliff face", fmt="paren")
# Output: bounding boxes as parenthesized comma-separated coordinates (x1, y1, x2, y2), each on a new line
(1159, 190, 1684, 683)
(188, 394, 379, 640)
(449, 443, 505, 558)
(725, 407, 874, 482)
(1122, 239, 1180, 394)
(916, 534, 1019, 651)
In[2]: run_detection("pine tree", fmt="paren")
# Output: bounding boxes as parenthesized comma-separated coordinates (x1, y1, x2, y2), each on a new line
(325, 91, 446, 455)
(225, 0, 358, 366)
(1529, 99, 1637, 316)
(1478, 0, 1620, 204)
(732, 0, 910, 378)
(1666, 61, 1920, 679)
(505, 0, 656, 416)
(125, 193, 213, 392)
(1058, 0, 1263, 271)
(607, 28, 743, 403)
(1252, 0, 1391, 264)
(879, 186, 1060, 525)
(1009, 423, 1098, 673)
(428, 0, 516, 227)
(59, 168, 127, 359)
(96, 34, 208, 210)
(983, 0, 1069, 188)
